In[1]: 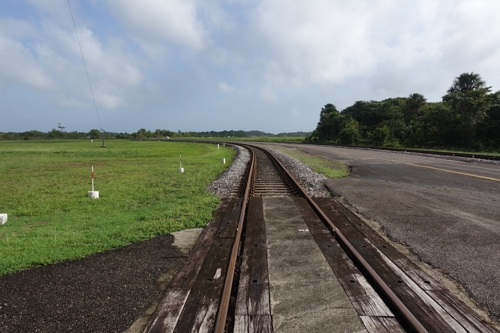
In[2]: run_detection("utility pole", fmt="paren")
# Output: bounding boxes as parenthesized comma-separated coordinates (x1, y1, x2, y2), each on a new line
(101, 129, 106, 148)
(57, 123, 66, 132)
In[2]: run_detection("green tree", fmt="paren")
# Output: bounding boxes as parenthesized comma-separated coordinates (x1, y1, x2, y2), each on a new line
(370, 125, 390, 146)
(89, 129, 101, 139)
(407, 103, 460, 148)
(339, 127, 359, 145)
(135, 128, 153, 138)
(48, 128, 64, 138)
(315, 104, 343, 141)
(405, 93, 426, 121)
(309, 104, 361, 143)
(442, 72, 491, 146)
(342, 98, 405, 139)
(480, 91, 500, 148)
(154, 129, 163, 138)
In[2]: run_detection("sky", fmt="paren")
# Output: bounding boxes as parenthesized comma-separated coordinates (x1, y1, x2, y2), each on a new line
(1, 0, 500, 134)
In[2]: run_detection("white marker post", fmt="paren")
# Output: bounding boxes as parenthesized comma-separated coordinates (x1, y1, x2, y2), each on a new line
(0, 214, 7, 225)
(88, 166, 99, 199)
(221, 158, 226, 164)
(217, 144, 220, 149)
(179, 154, 184, 173)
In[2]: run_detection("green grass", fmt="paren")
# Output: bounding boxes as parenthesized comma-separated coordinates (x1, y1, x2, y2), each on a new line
(0, 139, 234, 275)
(230, 136, 306, 143)
(177, 136, 306, 143)
(274, 147, 349, 179)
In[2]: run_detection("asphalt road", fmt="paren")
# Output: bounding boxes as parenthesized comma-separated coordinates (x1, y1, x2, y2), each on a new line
(257, 143, 500, 322)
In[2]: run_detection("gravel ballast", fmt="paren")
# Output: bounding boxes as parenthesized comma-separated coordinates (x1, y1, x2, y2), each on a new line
(208, 144, 330, 198)
(265, 148, 330, 197)
(208, 145, 250, 198)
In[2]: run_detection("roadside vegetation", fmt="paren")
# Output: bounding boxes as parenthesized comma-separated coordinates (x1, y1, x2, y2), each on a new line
(0, 140, 234, 275)
(307, 72, 500, 153)
(0, 128, 309, 142)
(185, 136, 306, 143)
(275, 147, 348, 179)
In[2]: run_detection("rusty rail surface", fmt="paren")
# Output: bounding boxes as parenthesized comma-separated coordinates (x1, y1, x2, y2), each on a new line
(213, 148, 255, 332)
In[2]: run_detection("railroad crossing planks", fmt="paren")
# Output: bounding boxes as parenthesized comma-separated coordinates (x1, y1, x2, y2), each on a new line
(293, 197, 403, 332)
(313, 197, 497, 333)
(143, 198, 242, 333)
(234, 197, 273, 332)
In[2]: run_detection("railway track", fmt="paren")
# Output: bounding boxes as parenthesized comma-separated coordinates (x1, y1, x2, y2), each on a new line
(143, 144, 498, 333)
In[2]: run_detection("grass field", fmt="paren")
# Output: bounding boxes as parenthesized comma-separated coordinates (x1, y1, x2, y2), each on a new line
(0, 140, 234, 275)
(177, 136, 306, 143)
(274, 147, 349, 179)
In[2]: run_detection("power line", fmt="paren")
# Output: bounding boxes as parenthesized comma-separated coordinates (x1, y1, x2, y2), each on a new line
(67, 0, 106, 146)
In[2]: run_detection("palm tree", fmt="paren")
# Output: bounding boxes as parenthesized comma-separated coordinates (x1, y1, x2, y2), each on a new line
(406, 93, 427, 119)
(443, 73, 491, 146)
(447, 72, 487, 93)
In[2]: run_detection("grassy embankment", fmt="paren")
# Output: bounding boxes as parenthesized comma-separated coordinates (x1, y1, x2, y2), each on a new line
(192, 137, 349, 178)
(273, 147, 349, 179)
(0, 140, 234, 275)
(177, 136, 306, 143)
(196, 136, 349, 178)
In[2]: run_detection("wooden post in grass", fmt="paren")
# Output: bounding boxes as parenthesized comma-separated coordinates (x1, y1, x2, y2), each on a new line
(88, 166, 99, 199)
(179, 155, 184, 173)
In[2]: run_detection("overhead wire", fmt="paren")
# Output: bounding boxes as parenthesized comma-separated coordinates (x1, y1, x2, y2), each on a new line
(66, 0, 105, 142)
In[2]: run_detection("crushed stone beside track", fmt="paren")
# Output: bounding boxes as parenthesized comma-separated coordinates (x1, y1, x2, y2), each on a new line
(208, 145, 250, 198)
(208, 144, 330, 198)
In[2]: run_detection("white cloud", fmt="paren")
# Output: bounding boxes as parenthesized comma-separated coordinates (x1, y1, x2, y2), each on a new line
(0, 20, 57, 91)
(256, 0, 377, 86)
(0, 10, 145, 111)
(3, 0, 500, 133)
(105, 0, 206, 53)
(289, 108, 301, 119)
(255, 0, 500, 103)
(26, 0, 72, 24)
(259, 87, 278, 102)
(219, 82, 235, 93)
(97, 92, 124, 109)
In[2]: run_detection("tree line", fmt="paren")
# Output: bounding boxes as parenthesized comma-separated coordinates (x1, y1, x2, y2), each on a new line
(129, 129, 310, 138)
(306, 72, 500, 151)
(0, 129, 125, 140)
(0, 128, 310, 141)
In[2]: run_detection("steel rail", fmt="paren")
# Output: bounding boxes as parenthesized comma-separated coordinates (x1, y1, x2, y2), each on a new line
(255, 145, 429, 333)
(213, 147, 256, 333)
